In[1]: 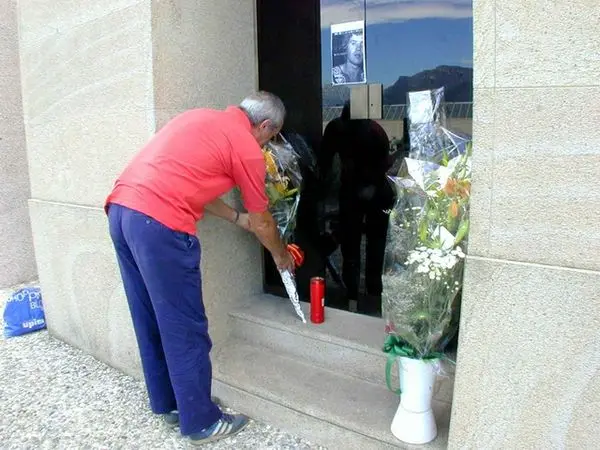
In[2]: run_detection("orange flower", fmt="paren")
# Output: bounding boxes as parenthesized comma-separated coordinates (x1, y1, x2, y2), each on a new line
(449, 201, 459, 218)
(457, 180, 471, 198)
(444, 178, 457, 195)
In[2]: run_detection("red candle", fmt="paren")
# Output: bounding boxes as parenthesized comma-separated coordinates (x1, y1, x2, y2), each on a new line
(310, 277, 325, 324)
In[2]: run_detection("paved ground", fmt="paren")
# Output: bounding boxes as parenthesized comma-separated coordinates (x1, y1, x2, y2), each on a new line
(0, 282, 325, 450)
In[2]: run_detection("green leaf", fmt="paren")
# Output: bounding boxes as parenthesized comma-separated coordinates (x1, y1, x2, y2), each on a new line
(418, 219, 428, 243)
(427, 206, 438, 221)
(266, 185, 283, 204)
(466, 142, 473, 157)
(455, 218, 470, 244)
(446, 215, 458, 233)
(283, 188, 298, 198)
(441, 150, 449, 167)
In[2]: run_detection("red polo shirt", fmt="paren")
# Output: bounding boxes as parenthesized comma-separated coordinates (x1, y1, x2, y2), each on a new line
(105, 106, 268, 235)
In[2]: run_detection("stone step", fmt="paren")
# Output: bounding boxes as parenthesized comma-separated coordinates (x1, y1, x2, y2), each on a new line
(213, 339, 451, 450)
(228, 295, 455, 404)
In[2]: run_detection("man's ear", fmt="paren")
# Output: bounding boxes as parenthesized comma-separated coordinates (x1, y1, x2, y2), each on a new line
(259, 119, 273, 131)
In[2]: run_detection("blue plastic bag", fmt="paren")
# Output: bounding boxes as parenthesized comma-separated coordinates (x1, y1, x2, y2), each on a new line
(3, 286, 46, 338)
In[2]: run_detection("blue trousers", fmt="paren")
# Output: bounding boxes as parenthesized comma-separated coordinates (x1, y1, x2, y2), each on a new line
(107, 204, 221, 435)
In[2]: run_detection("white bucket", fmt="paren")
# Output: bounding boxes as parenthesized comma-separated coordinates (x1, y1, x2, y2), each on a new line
(390, 356, 439, 445)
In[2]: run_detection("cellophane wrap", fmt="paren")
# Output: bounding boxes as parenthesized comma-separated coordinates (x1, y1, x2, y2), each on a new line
(262, 135, 306, 323)
(279, 269, 307, 323)
(383, 87, 472, 358)
(263, 136, 303, 242)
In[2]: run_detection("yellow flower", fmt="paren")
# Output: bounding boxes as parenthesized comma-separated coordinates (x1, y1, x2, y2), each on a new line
(274, 180, 288, 195)
(263, 149, 278, 177)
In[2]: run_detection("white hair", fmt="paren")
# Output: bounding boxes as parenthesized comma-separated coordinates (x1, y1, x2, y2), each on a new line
(239, 91, 286, 129)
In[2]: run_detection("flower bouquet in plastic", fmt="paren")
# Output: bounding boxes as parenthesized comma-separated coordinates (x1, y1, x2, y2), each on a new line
(263, 135, 307, 323)
(382, 88, 472, 444)
(383, 148, 471, 359)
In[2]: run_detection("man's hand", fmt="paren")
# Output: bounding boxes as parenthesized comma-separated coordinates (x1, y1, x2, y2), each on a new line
(273, 250, 295, 273)
(204, 199, 252, 232)
(236, 213, 252, 232)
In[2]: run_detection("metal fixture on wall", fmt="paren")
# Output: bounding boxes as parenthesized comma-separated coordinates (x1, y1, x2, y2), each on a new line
(350, 83, 382, 120)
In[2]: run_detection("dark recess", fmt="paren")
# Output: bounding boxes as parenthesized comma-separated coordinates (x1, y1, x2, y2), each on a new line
(256, 0, 324, 300)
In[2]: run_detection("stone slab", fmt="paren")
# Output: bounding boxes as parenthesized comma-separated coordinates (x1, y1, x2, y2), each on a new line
(152, 0, 258, 112)
(496, 0, 600, 87)
(19, 0, 154, 206)
(0, 0, 36, 287)
(25, 109, 153, 207)
(449, 256, 600, 448)
(27, 197, 264, 373)
(467, 87, 600, 271)
(230, 296, 455, 403)
(17, 0, 143, 46)
(467, 88, 495, 257)
(473, 0, 495, 88)
(214, 339, 452, 449)
(28, 199, 143, 378)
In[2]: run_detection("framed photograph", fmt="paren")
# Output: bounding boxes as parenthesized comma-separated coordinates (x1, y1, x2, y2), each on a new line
(331, 20, 366, 86)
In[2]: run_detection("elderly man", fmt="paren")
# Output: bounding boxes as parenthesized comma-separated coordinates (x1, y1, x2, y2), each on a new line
(104, 92, 294, 445)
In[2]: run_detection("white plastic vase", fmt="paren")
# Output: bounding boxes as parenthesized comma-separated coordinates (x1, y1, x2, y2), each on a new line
(390, 356, 439, 445)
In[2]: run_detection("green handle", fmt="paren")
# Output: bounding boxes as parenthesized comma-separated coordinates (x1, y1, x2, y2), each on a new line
(385, 352, 402, 395)
(383, 335, 448, 395)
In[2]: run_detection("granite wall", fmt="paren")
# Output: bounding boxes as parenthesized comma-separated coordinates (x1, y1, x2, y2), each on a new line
(19, 0, 261, 376)
(0, 0, 36, 288)
(449, 0, 600, 447)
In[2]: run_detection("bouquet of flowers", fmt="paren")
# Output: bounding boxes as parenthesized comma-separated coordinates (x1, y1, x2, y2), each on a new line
(382, 88, 472, 361)
(263, 135, 302, 242)
(262, 135, 307, 323)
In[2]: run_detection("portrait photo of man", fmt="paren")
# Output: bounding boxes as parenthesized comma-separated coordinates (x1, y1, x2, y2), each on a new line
(331, 20, 366, 86)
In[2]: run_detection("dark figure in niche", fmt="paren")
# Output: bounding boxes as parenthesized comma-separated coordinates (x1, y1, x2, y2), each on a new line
(318, 104, 396, 316)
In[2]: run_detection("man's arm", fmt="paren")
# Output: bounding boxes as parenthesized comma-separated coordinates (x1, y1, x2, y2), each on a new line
(204, 198, 293, 271)
(204, 198, 239, 223)
(229, 133, 295, 273)
(248, 211, 294, 272)
(205, 201, 294, 271)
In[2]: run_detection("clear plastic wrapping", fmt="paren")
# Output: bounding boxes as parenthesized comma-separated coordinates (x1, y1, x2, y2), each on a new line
(263, 134, 307, 323)
(279, 269, 307, 323)
(407, 87, 447, 162)
(263, 135, 303, 243)
(383, 87, 472, 358)
(406, 87, 469, 164)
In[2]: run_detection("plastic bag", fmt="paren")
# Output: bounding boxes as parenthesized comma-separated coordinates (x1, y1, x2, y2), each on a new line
(406, 87, 470, 164)
(383, 87, 472, 359)
(3, 286, 46, 338)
